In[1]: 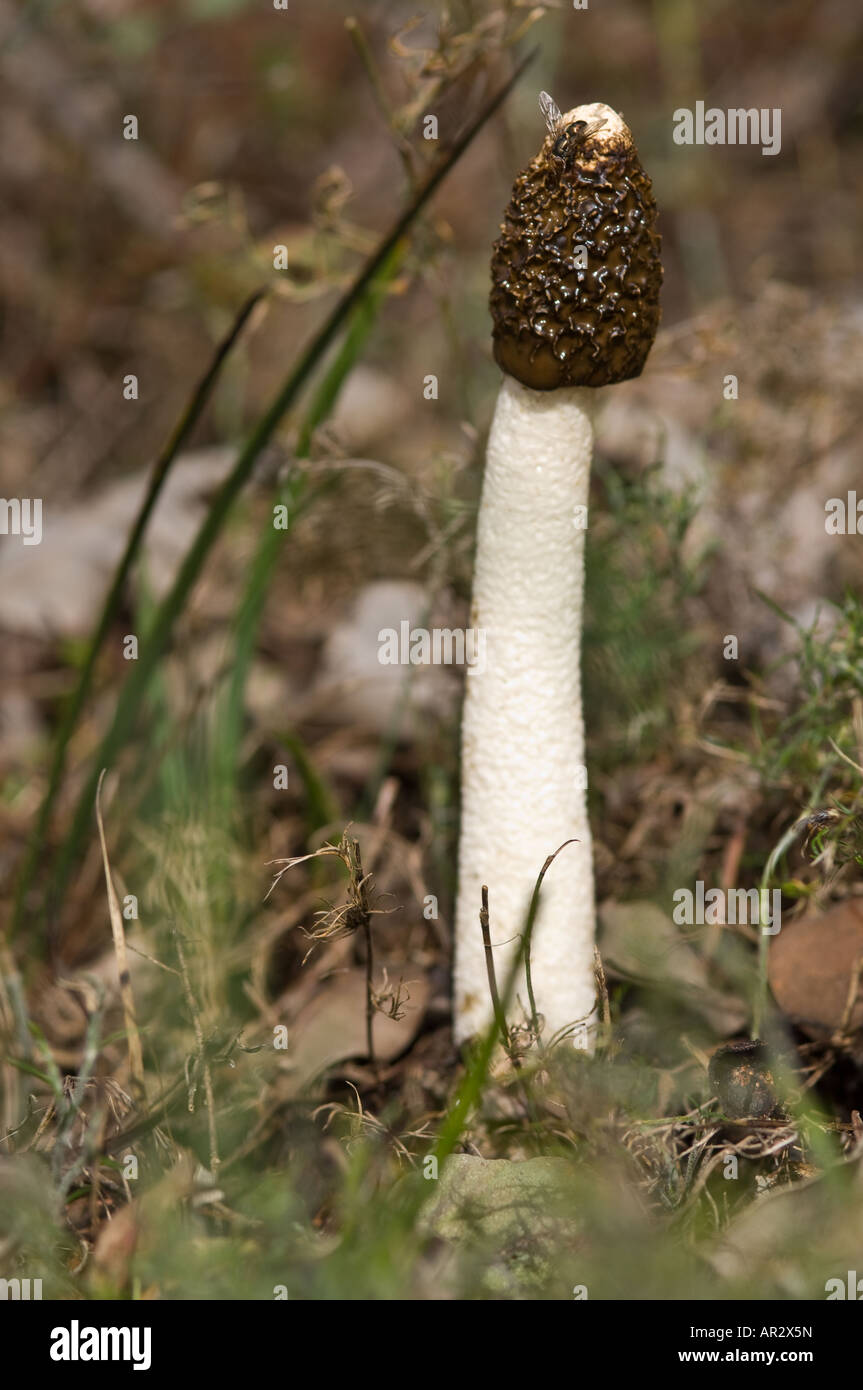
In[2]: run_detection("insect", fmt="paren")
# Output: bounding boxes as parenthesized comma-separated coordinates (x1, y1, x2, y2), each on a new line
(802, 808, 841, 833)
(539, 91, 607, 165)
(798, 806, 843, 850)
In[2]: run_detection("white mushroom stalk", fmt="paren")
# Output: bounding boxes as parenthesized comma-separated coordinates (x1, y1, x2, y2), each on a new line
(455, 376, 596, 1044)
(454, 97, 663, 1047)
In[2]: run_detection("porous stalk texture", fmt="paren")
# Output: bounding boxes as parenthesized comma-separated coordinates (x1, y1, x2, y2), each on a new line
(454, 374, 596, 1045)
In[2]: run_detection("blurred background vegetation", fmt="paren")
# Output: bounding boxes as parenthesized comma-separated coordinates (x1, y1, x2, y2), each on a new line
(1, 0, 862, 1300)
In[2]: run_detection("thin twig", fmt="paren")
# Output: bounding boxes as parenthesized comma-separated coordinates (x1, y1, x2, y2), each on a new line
(829, 736, 863, 779)
(523, 907, 540, 1038)
(354, 839, 376, 1068)
(479, 884, 510, 1050)
(835, 951, 863, 1041)
(523, 840, 578, 1042)
(594, 946, 611, 1031)
(345, 16, 416, 183)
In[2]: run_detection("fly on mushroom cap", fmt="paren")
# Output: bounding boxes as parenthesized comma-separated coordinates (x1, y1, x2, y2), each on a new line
(490, 96, 663, 390)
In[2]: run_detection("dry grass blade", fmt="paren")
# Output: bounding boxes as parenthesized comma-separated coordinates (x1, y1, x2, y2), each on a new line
(95, 770, 145, 1101)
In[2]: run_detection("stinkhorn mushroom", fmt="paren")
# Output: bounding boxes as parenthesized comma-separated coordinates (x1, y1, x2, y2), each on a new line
(454, 95, 662, 1047)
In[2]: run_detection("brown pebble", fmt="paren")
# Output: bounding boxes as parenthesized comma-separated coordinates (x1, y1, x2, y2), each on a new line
(769, 899, 863, 1037)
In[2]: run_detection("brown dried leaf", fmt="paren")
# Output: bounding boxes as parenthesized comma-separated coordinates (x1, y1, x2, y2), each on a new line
(276, 968, 429, 1097)
(769, 899, 863, 1037)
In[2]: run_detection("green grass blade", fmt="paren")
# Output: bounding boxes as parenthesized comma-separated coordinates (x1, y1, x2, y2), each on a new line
(42, 51, 538, 929)
(9, 291, 264, 940)
(213, 244, 404, 810)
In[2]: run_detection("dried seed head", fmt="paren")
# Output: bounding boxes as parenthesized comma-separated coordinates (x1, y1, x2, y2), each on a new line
(490, 98, 663, 390)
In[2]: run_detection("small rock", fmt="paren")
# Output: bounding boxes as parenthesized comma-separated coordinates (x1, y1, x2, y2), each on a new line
(314, 580, 460, 735)
(421, 1154, 579, 1296)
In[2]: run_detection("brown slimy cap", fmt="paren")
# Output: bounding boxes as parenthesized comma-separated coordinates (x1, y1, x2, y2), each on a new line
(490, 97, 663, 391)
